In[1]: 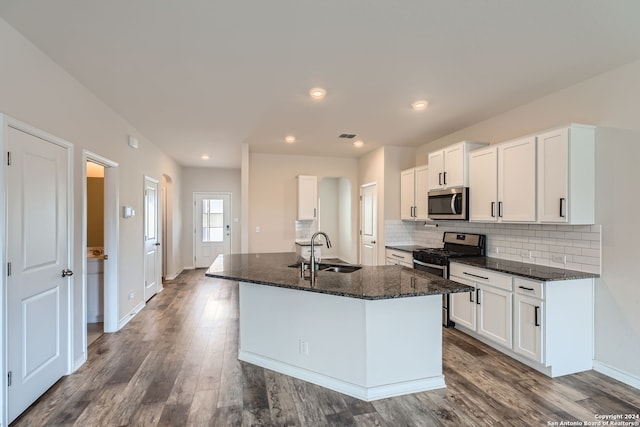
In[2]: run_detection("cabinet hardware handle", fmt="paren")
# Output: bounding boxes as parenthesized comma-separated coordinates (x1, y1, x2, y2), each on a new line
(491, 202, 496, 217)
(518, 286, 535, 291)
(560, 198, 566, 218)
(476, 288, 481, 305)
(314, 208, 317, 218)
(438, 172, 442, 186)
(469, 290, 474, 303)
(498, 201, 503, 217)
(443, 171, 447, 185)
(463, 272, 489, 280)
(535, 306, 540, 327)
(392, 254, 404, 258)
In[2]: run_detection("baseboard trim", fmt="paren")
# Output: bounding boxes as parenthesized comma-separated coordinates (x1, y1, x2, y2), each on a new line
(165, 268, 184, 280)
(593, 360, 640, 390)
(118, 301, 145, 330)
(239, 350, 445, 401)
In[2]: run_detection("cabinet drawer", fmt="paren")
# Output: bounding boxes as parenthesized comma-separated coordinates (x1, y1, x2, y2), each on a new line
(385, 249, 413, 265)
(515, 278, 544, 299)
(450, 263, 512, 291)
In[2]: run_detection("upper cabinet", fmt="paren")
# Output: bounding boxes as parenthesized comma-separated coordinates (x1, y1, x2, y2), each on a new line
(297, 175, 318, 221)
(537, 125, 595, 224)
(469, 137, 537, 223)
(401, 165, 429, 220)
(428, 141, 488, 190)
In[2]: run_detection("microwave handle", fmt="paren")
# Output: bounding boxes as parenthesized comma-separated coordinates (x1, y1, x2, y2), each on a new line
(450, 193, 458, 214)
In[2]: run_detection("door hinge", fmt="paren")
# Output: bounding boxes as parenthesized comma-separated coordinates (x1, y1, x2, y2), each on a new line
(8, 371, 12, 387)
(7, 151, 11, 166)
(7, 262, 11, 277)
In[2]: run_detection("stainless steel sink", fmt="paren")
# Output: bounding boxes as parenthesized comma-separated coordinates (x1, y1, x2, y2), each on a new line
(288, 262, 361, 273)
(321, 265, 362, 273)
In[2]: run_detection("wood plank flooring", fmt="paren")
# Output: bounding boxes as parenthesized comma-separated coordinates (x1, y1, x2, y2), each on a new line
(11, 269, 640, 426)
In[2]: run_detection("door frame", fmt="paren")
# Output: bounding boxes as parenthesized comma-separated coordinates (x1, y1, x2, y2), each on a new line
(82, 151, 119, 343)
(1, 114, 74, 426)
(193, 192, 232, 268)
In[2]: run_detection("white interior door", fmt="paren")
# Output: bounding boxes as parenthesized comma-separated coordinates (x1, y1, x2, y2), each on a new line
(143, 177, 161, 301)
(360, 183, 378, 266)
(194, 193, 231, 268)
(6, 125, 71, 424)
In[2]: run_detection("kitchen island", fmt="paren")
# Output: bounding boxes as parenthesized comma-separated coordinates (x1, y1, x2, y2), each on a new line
(205, 252, 472, 401)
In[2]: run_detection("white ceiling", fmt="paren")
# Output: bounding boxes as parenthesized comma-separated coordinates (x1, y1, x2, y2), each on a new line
(2, 1, 640, 168)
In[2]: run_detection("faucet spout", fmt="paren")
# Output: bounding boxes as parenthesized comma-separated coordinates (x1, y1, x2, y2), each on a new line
(309, 231, 331, 285)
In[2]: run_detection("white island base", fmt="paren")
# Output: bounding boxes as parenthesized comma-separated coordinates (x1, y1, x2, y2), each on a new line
(238, 282, 445, 401)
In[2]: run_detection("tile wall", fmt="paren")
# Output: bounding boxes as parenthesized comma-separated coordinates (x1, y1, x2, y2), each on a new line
(385, 220, 601, 274)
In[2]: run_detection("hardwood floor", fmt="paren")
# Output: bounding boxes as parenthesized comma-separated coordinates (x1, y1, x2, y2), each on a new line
(11, 269, 640, 426)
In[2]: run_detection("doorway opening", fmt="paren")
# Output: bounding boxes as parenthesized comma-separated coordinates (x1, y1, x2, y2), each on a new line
(86, 161, 105, 346)
(82, 150, 119, 359)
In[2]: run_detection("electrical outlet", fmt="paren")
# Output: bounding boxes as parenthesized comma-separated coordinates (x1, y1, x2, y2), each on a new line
(495, 247, 500, 254)
(129, 292, 135, 300)
(298, 340, 309, 355)
(551, 254, 567, 264)
(519, 250, 531, 259)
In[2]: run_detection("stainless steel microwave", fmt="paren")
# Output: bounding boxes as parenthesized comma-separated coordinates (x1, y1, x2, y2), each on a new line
(428, 187, 469, 220)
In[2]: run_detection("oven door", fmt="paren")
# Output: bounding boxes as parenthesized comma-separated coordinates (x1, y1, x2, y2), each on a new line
(413, 259, 452, 327)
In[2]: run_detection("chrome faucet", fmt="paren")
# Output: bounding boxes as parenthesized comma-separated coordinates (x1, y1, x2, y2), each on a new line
(309, 231, 332, 285)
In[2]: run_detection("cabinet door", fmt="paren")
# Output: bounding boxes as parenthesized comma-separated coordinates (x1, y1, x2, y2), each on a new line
(469, 147, 498, 222)
(449, 277, 476, 330)
(498, 137, 536, 222)
(514, 294, 543, 363)
(414, 165, 429, 220)
(444, 144, 464, 188)
(428, 150, 445, 190)
(400, 168, 416, 220)
(477, 284, 513, 349)
(297, 175, 318, 220)
(538, 128, 569, 223)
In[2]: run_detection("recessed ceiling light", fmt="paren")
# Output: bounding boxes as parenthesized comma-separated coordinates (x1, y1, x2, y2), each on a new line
(201, 154, 210, 160)
(411, 100, 429, 111)
(285, 135, 296, 144)
(353, 140, 364, 148)
(309, 87, 326, 100)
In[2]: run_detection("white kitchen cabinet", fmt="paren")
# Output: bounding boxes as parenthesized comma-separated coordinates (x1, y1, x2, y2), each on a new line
(469, 137, 536, 222)
(297, 175, 318, 221)
(537, 124, 595, 224)
(449, 263, 513, 349)
(400, 165, 428, 220)
(514, 290, 544, 364)
(449, 276, 476, 330)
(428, 141, 488, 191)
(385, 248, 413, 267)
(450, 262, 594, 377)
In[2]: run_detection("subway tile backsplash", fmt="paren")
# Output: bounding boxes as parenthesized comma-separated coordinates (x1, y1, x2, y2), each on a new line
(385, 220, 601, 274)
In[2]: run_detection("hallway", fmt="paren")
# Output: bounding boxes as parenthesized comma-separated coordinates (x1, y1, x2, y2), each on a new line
(11, 269, 640, 426)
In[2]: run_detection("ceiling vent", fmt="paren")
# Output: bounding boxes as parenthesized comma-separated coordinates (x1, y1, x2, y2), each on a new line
(339, 133, 357, 139)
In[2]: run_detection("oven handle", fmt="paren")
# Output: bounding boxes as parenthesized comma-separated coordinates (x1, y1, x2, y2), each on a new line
(413, 259, 445, 270)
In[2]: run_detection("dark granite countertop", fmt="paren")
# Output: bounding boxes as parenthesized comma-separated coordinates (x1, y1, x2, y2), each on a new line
(385, 244, 432, 253)
(450, 257, 599, 282)
(205, 252, 472, 300)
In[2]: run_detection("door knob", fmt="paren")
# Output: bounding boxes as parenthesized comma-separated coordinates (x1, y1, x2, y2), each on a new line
(62, 269, 74, 277)
(371, 240, 376, 244)
(155, 242, 161, 246)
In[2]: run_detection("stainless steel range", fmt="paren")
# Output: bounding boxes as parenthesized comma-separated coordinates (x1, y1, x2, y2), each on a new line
(413, 232, 486, 327)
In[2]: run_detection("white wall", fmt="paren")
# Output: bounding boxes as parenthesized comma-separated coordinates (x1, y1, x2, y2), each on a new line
(249, 153, 359, 260)
(0, 18, 183, 366)
(416, 60, 640, 386)
(181, 167, 241, 267)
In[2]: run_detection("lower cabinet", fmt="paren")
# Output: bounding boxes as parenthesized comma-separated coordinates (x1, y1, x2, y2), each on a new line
(449, 263, 513, 350)
(449, 262, 594, 377)
(385, 248, 413, 267)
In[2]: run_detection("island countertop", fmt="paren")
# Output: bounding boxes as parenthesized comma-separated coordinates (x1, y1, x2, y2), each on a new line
(205, 252, 472, 300)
